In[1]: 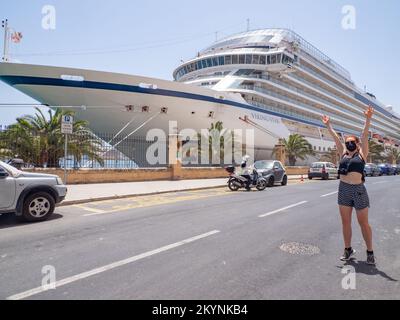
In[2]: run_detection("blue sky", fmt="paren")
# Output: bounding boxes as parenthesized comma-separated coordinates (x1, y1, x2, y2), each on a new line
(1, 0, 399, 125)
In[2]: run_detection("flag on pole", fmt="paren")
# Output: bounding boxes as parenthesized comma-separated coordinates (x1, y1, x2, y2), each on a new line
(11, 31, 23, 43)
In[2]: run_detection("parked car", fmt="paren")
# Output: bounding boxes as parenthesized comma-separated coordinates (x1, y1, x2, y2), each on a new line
(378, 163, 396, 176)
(308, 162, 338, 180)
(254, 160, 288, 187)
(364, 163, 381, 177)
(393, 165, 400, 175)
(0, 160, 67, 222)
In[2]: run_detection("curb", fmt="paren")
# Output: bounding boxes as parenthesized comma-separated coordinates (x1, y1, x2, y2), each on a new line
(59, 184, 227, 207)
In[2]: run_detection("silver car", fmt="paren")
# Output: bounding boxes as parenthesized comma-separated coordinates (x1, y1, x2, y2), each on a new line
(254, 160, 288, 187)
(0, 160, 67, 222)
(308, 162, 338, 180)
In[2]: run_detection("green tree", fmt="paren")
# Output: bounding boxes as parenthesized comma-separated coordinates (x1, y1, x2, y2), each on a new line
(276, 134, 315, 166)
(196, 122, 241, 165)
(385, 147, 400, 165)
(0, 108, 104, 168)
(368, 140, 385, 163)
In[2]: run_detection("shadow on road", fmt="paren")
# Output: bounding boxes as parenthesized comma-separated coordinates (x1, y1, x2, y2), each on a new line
(337, 260, 398, 282)
(0, 213, 63, 230)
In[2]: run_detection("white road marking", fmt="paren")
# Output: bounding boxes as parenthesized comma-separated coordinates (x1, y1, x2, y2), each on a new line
(320, 191, 338, 197)
(6, 230, 220, 300)
(259, 201, 308, 218)
(372, 181, 388, 185)
(74, 205, 106, 214)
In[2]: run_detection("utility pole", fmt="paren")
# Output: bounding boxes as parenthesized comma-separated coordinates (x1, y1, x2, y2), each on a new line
(64, 133, 68, 184)
(2, 19, 9, 62)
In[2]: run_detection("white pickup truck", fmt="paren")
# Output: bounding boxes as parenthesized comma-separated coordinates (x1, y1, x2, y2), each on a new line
(0, 160, 67, 222)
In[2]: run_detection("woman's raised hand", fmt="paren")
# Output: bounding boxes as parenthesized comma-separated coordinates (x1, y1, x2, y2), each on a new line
(365, 106, 374, 119)
(322, 115, 330, 126)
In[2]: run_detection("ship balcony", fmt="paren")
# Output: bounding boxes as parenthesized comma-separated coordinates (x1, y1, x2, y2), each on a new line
(239, 74, 400, 136)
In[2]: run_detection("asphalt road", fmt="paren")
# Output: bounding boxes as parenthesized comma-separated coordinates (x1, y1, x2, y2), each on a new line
(0, 176, 399, 300)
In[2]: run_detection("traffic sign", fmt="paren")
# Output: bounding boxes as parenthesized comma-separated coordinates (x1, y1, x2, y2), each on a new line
(61, 115, 73, 134)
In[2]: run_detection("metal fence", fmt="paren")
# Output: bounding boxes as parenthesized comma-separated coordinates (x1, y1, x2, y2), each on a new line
(0, 131, 169, 169)
(0, 130, 273, 169)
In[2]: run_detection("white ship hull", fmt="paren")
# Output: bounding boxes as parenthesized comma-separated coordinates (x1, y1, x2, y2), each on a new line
(0, 62, 290, 156)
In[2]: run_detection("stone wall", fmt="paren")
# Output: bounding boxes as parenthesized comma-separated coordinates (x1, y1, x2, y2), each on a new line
(25, 165, 310, 185)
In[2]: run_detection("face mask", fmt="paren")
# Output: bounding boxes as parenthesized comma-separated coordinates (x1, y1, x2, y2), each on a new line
(345, 141, 357, 152)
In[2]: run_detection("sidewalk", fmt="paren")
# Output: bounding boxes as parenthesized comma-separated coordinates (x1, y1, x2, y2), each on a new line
(61, 175, 305, 206)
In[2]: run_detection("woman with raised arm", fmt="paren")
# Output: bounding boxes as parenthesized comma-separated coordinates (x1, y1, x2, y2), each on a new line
(322, 106, 375, 265)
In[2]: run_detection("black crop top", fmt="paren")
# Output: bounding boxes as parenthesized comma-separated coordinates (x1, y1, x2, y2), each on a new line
(338, 152, 365, 176)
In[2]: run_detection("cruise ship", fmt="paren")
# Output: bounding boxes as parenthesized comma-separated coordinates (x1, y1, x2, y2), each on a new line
(1, 29, 399, 164)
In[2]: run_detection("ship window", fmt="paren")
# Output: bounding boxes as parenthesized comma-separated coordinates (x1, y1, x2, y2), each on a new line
(219, 56, 225, 65)
(271, 55, 277, 64)
(245, 55, 252, 64)
(239, 55, 245, 64)
(202, 59, 207, 68)
(61, 75, 84, 81)
(206, 58, 212, 67)
(225, 55, 232, 64)
(277, 54, 282, 63)
(196, 61, 202, 70)
(212, 57, 218, 66)
(259, 55, 266, 64)
(232, 55, 238, 64)
(267, 55, 271, 64)
(252, 55, 260, 64)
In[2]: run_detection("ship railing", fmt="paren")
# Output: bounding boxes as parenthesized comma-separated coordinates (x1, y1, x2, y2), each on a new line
(240, 84, 364, 131)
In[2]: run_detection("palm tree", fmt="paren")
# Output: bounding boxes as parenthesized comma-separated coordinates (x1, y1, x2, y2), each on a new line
(196, 122, 241, 165)
(385, 147, 400, 165)
(1, 108, 104, 167)
(275, 134, 315, 166)
(368, 140, 385, 163)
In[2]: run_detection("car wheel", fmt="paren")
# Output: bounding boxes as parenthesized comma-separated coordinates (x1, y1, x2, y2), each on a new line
(256, 179, 267, 191)
(281, 175, 288, 186)
(308, 176, 313, 180)
(228, 179, 240, 191)
(322, 174, 329, 180)
(267, 176, 275, 187)
(22, 192, 55, 222)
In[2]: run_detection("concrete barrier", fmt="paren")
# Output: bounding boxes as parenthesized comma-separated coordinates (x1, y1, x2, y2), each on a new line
(285, 166, 309, 176)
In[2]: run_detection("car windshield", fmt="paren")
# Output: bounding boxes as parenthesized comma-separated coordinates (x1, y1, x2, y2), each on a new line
(0, 160, 21, 177)
(254, 161, 274, 170)
(311, 163, 324, 168)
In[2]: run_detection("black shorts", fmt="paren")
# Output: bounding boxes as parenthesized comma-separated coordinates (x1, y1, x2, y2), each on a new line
(338, 181, 370, 210)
